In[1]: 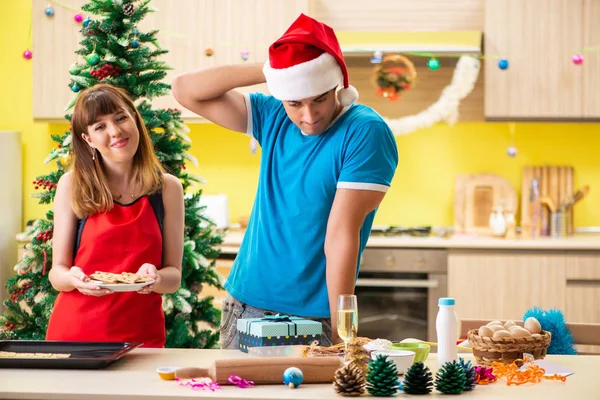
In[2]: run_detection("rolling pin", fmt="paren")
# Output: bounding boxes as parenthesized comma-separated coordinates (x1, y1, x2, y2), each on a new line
(175, 357, 342, 384)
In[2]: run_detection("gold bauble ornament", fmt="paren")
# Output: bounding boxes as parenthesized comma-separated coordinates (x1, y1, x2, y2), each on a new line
(60, 154, 72, 166)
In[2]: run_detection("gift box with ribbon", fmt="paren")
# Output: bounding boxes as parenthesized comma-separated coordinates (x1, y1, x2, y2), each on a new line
(236, 314, 322, 352)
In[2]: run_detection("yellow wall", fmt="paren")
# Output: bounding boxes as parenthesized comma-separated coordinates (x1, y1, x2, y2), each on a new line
(2, 2, 600, 230)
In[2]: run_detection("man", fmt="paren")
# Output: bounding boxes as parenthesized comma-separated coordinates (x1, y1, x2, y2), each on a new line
(172, 14, 398, 348)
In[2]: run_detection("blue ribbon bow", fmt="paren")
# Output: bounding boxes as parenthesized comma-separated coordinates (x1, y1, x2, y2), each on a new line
(245, 314, 297, 337)
(261, 315, 292, 323)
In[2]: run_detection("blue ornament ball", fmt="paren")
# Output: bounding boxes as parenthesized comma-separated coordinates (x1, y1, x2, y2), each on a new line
(282, 367, 303, 389)
(498, 59, 509, 70)
(45, 6, 54, 17)
(72, 84, 81, 93)
(131, 39, 140, 48)
(83, 17, 92, 27)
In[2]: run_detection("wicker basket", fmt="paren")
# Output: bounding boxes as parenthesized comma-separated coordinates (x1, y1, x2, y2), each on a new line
(467, 329, 552, 366)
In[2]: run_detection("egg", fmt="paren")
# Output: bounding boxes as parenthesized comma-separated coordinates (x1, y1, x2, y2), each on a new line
(504, 320, 516, 329)
(510, 327, 532, 338)
(492, 330, 513, 339)
(508, 325, 522, 332)
(488, 324, 506, 332)
(524, 317, 542, 334)
(478, 325, 494, 337)
(487, 320, 502, 327)
(531, 333, 542, 339)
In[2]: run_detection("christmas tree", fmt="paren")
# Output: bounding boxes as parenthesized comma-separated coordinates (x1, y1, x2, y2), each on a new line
(0, 0, 223, 348)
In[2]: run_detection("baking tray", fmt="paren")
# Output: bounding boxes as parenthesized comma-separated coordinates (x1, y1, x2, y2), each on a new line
(0, 340, 142, 369)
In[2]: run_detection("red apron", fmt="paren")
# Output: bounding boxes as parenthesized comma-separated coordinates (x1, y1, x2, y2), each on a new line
(46, 196, 165, 348)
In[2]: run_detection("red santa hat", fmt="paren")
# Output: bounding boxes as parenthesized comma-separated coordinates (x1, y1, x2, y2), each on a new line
(262, 14, 359, 106)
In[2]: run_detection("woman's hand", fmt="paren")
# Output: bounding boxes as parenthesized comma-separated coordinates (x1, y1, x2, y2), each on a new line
(68, 266, 112, 296)
(136, 263, 161, 294)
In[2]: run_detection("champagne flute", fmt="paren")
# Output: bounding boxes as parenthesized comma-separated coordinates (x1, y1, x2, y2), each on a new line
(337, 294, 358, 360)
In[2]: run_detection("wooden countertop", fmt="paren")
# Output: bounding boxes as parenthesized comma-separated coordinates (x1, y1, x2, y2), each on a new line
(0, 349, 596, 399)
(219, 230, 600, 253)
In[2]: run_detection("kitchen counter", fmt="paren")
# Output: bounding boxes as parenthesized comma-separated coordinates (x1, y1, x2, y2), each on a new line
(0, 349, 596, 399)
(219, 230, 600, 254)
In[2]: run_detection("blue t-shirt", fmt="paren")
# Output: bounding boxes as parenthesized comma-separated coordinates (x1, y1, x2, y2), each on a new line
(224, 93, 398, 318)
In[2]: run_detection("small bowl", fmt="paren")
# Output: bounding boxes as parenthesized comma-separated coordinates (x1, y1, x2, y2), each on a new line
(388, 342, 431, 364)
(371, 350, 415, 375)
(156, 366, 177, 380)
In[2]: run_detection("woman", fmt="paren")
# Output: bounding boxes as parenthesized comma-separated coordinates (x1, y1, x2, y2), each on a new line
(46, 84, 184, 347)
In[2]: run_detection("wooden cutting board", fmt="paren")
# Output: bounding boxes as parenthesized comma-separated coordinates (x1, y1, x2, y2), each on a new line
(454, 173, 518, 235)
(520, 165, 574, 237)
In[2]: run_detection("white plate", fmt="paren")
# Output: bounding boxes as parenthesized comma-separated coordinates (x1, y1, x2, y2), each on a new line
(89, 279, 154, 292)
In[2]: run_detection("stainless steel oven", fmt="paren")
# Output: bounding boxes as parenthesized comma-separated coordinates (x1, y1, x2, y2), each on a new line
(355, 247, 447, 342)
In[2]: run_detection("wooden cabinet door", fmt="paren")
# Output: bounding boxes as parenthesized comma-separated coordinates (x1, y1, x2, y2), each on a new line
(32, 0, 307, 121)
(582, 0, 600, 117)
(564, 253, 600, 323)
(448, 250, 567, 321)
(484, 0, 584, 119)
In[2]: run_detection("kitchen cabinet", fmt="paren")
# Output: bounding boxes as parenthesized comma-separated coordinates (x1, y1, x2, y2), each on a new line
(484, 0, 593, 120)
(582, 0, 600, 117)
(0, 132, 22, 309)
(448, 249, 568, 320)
(449, 249, 600, 353)
(32, 0, 307, 121)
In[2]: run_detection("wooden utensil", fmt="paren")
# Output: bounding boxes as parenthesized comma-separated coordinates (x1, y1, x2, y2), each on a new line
(540, 196, 556, 213)
(175, 357, 342, 384)
(563, 185, 590, 210)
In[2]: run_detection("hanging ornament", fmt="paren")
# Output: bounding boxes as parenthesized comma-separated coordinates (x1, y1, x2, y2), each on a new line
(370, 50, 383, 64)
(44, 4, 55, 17)
(427, 57, 440, 71)
(131, 39, 140, 48)
(572, 54, 584, 65)
(249, 137, 258, 154)
(68, 63, 81, 75)
(82, 17, 92, 27)
(74, 13, 83, 23)
(372, 53, 417, 102)
(240, 49, 250, 61)
(71, 84, 81, 92)
(205, 48, 214, 57)
(86, 53, 101, 66)
(22, 49, 33, 60)
(122, 3, 135, 17)
(60, 154, 72, 167)
(498, 59, 509, 70)
(506, 122, 518, 158)
(132, 27, 139, 35)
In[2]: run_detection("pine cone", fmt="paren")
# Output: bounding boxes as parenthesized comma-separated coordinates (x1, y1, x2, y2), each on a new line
(435, 361, 467, 395)
(122, 3, 135, 17)
(402, 362, 433, 395)
(333, 364, 366, 397)
(458, 357, 478, 391)
(367, 354, 399, 397)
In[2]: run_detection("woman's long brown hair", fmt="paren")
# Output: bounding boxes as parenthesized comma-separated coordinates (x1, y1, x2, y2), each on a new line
(70, 84, 164, 218)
